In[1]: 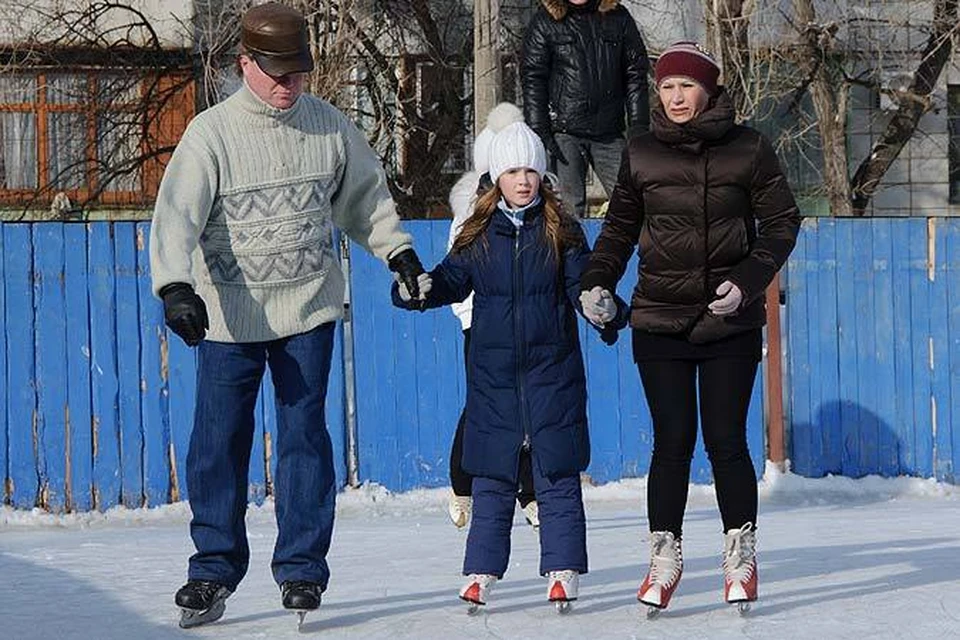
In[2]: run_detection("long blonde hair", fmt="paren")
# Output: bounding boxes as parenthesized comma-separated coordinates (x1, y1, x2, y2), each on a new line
(451, 180, 582, 261)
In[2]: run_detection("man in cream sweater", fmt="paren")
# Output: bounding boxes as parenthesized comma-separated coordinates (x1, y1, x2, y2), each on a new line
(150, 2, 429, 628)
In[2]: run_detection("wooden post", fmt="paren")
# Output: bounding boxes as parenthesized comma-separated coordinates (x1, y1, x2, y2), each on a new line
(765, 273, 786, 469)
(473, 0, 500, 134)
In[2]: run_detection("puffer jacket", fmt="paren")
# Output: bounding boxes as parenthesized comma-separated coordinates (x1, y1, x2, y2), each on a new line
(580, 91, 800, 344)
(394, 204, 605, 483)
(521, 0, 649, 142)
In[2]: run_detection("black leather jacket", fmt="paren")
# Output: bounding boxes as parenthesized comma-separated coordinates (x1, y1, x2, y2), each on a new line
(521, 0, 649, 143)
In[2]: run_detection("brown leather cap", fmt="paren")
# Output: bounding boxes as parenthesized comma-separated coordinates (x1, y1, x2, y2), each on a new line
(241, 2, 314, 76)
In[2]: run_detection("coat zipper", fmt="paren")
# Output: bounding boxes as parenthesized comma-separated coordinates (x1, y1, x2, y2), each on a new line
(514, 227, 532, 452)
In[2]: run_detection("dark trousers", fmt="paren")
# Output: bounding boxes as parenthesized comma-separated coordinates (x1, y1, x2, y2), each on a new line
(553, 133, 625, 218)
(463, 460, 587, 578)
(450, 328, 535, 506)
(187, 322, 337, 591)
(637, 356, 759, 538)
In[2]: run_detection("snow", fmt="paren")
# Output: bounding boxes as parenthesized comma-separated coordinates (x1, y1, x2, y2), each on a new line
(2, 463, 960, 639)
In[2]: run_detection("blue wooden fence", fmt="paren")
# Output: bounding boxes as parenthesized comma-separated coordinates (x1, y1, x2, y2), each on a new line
(786, 217, 960, 482)
(0, 219, 768, 512)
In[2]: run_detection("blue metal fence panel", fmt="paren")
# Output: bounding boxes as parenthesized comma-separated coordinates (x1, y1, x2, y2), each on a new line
(908, 221, 935, 477)
(947, 219, 960, 484)
(872, 219, 899, 477)
(5, 224, 37, 508)
(34, 224, 68, 510)
(815, 219, 842, 476)
(64, 224, 93, 511)
(786, 218, 814, 476)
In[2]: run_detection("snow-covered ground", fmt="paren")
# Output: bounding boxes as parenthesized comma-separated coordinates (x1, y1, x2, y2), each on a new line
(3, 464, 960, 640)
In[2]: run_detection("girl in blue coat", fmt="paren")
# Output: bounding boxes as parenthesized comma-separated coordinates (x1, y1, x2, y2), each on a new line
(393, 122, 627, 610)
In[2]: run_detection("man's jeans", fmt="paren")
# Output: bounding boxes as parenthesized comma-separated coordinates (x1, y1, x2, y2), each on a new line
(553, 133, 626, 218)
(186, 322, 337, 591)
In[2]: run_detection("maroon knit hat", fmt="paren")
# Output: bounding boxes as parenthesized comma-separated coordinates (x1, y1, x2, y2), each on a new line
(654, 41, 721, 95)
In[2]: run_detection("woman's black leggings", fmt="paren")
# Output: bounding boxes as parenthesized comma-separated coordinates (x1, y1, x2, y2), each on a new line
(637, 356, 759, 538)
(450, 329, 535, 506)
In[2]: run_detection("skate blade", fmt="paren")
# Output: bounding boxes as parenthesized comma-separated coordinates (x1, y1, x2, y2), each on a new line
(295, 610, 309, 630)
(643, 603, 664, 619)
(554, 600, 573, 614)
(464, 601, 484, 616)
(178, 600, 226, 629)
(735, 601, 752, 615)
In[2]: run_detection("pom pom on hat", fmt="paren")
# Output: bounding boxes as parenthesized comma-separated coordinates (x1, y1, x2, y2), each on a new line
(654, 41, 721, 95)
(473, 102, 524, 174)
(488, 121, 547, 184)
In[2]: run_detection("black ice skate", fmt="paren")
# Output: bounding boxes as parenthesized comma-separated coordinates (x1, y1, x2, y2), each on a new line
(281, 580, 323, 629)
(175, 580, 232, 628)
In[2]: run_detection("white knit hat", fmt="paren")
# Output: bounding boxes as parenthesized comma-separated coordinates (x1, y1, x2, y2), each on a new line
(473, 102, 523, 174)
(488, 122, 548, 184)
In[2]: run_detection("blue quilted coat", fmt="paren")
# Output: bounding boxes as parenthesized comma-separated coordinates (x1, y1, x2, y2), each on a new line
(394, 203, 617, 483)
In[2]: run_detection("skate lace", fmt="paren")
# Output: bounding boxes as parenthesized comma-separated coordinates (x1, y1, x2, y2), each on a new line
(189, 580, 225, 601)
(648, 533, 682, 587)
(549, 570, 577, 583)
(468, 573, 498, 588)
(723, 524, 757, 582)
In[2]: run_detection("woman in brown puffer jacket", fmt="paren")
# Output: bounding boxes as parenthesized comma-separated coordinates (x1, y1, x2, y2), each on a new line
(579, 42, 800, 615)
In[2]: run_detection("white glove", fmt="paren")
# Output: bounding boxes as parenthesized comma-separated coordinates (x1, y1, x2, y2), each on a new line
(708, 280, 743, 316)
(397, 272, 432, 302)
(579, 286, 617, 327)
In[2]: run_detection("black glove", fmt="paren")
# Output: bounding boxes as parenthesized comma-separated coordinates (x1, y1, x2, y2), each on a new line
(388, 248, 426, 302)
(544, 135, 568, 166)
(599, 325, 619, 346)
(160, 283, 208, 346)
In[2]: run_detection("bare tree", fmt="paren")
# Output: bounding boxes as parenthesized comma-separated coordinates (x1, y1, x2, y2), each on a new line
(706, 0, 959, 216)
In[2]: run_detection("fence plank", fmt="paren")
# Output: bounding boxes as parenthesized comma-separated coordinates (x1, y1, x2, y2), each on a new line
(803, 220, 824, 476)
(4, 225, 37, 508)
(814, 219, 842, 475)
(0, 227, 6, 504)
(89, 224, 121, 509)
(34, 224, 68, 511)
(909, 221, 934, 477)
(327, 321, 347, 489)
(114, 222, 143, 507)
(166, 335, 195, 503)
(892, 221, 918, 475)
(136, 223, 169, 505)
(930, 219, 954, 481)
(835, 220, 861, 476)
(853, 219, 879, 475)
(871, 219, 899, 477)
(787, 219, 814, 475)
(946, 219, 960, 481)
(64, 224, 93, 511)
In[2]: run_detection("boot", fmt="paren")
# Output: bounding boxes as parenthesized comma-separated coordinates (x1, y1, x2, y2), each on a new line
(637, 531, 683, 610)
(723, 522, 758, 604)
(448, 493, 472, 529)
(521, 500, 540, 529)
(175, 580, 232, 628)
(459, 573, 498, 606)
(280, 580, 323, 611)
(546, 570, 579, 602)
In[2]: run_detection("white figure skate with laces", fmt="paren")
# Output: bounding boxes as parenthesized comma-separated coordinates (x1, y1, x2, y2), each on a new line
(546, 570, 579, 614)
(459, 573, 497, 615)
(723, 522, 758, 614)
(637, 531, 683, 618)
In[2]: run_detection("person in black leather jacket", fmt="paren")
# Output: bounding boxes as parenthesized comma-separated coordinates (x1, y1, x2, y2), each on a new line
(521, 0, 649, 218)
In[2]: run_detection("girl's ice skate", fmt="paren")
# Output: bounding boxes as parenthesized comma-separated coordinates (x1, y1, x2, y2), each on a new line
(175, 580, 232, 628)
(522, 500, 540, 529)
(459, 573, 497, 614)
(547, 570, 579, 614)
(723, 522, 758, 614)
(637, 531, 683, 618)
(448, 493, 472, 529)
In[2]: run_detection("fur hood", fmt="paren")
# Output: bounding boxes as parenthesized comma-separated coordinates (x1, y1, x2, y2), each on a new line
(541, 0, 619, 20)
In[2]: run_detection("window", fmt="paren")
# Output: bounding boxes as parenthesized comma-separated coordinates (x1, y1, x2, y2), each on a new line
(948, 85, 960, 204)
(0, 69, 194, 208)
